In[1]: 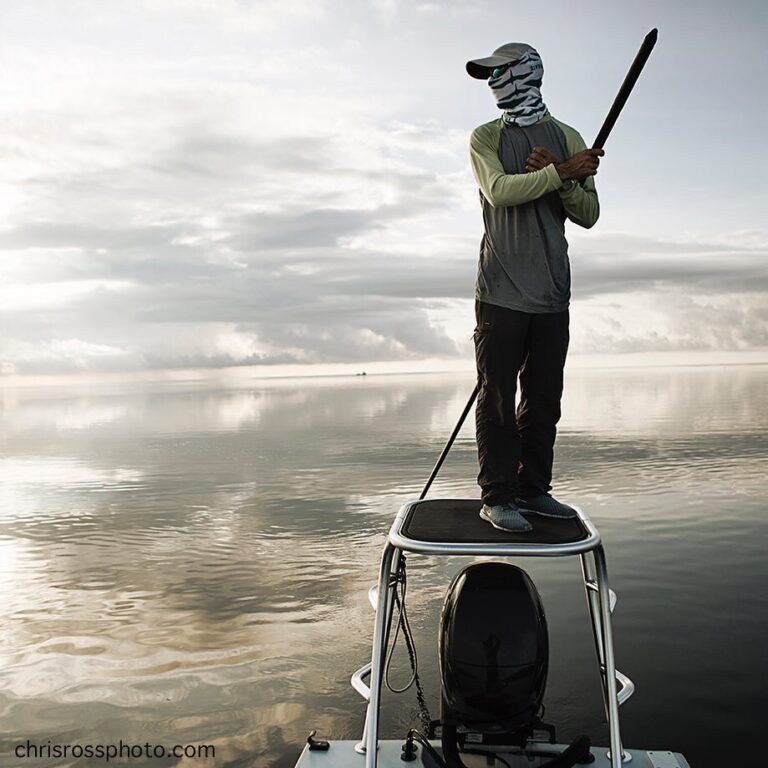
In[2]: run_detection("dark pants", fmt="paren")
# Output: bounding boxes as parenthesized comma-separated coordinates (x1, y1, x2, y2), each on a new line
(474, 299, 569, 505)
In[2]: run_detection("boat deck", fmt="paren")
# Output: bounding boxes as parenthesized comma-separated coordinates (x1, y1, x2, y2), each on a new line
(295, 740, 691, 768)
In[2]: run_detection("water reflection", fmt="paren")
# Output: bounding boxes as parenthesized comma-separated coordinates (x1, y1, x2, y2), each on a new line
(0, 366, 766, 767)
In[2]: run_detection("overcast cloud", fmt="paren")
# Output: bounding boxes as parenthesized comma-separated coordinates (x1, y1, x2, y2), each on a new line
(1, 0, 766, 376)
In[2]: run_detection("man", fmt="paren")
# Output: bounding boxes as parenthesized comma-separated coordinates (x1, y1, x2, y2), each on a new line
(466, 42, 604, 533)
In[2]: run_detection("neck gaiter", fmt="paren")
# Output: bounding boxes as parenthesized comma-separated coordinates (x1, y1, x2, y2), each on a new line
(489, 48, 549, 127)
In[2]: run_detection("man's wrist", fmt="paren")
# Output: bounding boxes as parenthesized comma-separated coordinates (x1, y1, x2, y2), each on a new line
(555, 163, 570, 182)
(559, 178, 578, 193)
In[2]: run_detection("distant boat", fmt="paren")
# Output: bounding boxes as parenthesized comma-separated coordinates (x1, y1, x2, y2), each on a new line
(356, 372, 367, 376)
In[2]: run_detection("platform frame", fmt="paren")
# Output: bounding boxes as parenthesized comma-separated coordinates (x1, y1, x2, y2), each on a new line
(359, 499, 630, 768)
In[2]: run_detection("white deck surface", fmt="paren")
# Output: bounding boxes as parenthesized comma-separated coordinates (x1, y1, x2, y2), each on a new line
(294, 739, 691, 768)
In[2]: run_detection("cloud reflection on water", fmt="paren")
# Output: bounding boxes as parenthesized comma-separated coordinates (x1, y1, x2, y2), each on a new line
(0, 366, 766, 766)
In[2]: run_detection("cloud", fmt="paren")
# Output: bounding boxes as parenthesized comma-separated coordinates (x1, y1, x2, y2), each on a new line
(373, 0, 481, 21)
(569, 231, 768, 297)
(2, 219, 766, 374)
(0, 49, 476, 375)
(572, 291, 768, 355)
(3, 338, 138, 375)
(1, 2, 766, 376)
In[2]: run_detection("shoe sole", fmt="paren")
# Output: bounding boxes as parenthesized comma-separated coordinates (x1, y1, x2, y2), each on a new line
(479, 508, 533, 533)
(515, 501, 578, 519)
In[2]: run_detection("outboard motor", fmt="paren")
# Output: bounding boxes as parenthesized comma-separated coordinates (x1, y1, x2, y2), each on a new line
(438, 562, 590, 768)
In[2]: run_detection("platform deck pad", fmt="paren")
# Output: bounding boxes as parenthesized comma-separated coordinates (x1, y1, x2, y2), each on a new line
(400, 499, 589, 545)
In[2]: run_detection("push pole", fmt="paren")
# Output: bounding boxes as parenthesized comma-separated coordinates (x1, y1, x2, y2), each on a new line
(592, 29, 658, 150)
(421, 29, 659, 498)
(419, 383, 479, 499)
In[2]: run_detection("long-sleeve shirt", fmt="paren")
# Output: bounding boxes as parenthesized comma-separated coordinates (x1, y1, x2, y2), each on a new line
(469, 114, 599, 313)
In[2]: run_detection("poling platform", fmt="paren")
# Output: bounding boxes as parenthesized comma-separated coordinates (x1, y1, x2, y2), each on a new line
(394, 498, 595, 551)
(295, 499, 691, 768)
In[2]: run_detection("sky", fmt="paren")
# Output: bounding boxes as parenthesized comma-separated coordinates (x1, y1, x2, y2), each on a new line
(1, 0, 767, 380)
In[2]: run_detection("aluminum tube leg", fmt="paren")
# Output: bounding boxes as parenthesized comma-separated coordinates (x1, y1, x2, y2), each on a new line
(594, 545, 627, 767)
(380, 549, 402, 658)
(357, 548, 401, 756)
(581, 552, 608, 715)
(364, 542, 399, 768)
(356, 719, 369, 756)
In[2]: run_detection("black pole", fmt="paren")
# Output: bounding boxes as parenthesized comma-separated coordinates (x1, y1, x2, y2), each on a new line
(420, 30, 659, 500)
(419, 384, 478, 500)
(592, 28, 658, 149)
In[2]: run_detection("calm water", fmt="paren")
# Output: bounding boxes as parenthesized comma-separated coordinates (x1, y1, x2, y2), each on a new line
(0, 366, 766, 768)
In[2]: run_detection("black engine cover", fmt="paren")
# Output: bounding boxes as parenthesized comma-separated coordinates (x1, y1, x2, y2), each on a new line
(439, 561, 548, 733)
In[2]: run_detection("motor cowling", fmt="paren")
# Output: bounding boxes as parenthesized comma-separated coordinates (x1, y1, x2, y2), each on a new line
(438, 561, 548, 735)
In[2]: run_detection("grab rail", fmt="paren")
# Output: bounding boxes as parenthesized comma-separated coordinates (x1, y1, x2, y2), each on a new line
(351, 663, 371, 701)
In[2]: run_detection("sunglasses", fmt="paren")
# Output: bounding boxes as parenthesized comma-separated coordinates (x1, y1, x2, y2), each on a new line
(490, 62, 515, 78)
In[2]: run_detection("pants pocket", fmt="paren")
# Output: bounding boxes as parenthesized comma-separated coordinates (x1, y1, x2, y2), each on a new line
(473, 319, 492, 341)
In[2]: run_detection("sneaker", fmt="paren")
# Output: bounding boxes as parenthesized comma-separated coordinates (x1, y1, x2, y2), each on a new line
(515, 494, 577, 519)
(479, 502, 533, 533)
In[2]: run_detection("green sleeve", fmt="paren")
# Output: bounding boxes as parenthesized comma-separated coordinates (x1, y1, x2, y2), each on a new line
(470, 121, 562, 207)
(551, 118, 600, 229)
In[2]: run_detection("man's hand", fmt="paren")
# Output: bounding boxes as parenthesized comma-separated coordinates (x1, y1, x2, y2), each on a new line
(555, 148, 605, 182)
(525, 146, 559, 173)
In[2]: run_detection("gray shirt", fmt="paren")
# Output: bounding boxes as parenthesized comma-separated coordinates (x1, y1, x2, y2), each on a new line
(470, 115, 599, 314)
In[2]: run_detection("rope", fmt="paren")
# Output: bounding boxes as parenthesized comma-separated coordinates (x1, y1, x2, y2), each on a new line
(384, 385, 479, 732)
(383, 556, 431, 733)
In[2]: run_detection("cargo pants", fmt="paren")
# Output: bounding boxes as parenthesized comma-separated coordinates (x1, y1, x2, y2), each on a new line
(473, 299, 569, 505)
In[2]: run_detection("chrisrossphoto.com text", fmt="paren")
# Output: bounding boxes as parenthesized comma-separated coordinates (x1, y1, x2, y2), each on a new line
(13, 738, 216, 762)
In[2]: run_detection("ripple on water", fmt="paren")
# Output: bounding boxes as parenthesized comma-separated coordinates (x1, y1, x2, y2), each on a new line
(0, 369, 766, 767)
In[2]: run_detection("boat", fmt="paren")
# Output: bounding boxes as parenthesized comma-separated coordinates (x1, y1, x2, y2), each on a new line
(293, 497, 691, 768)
